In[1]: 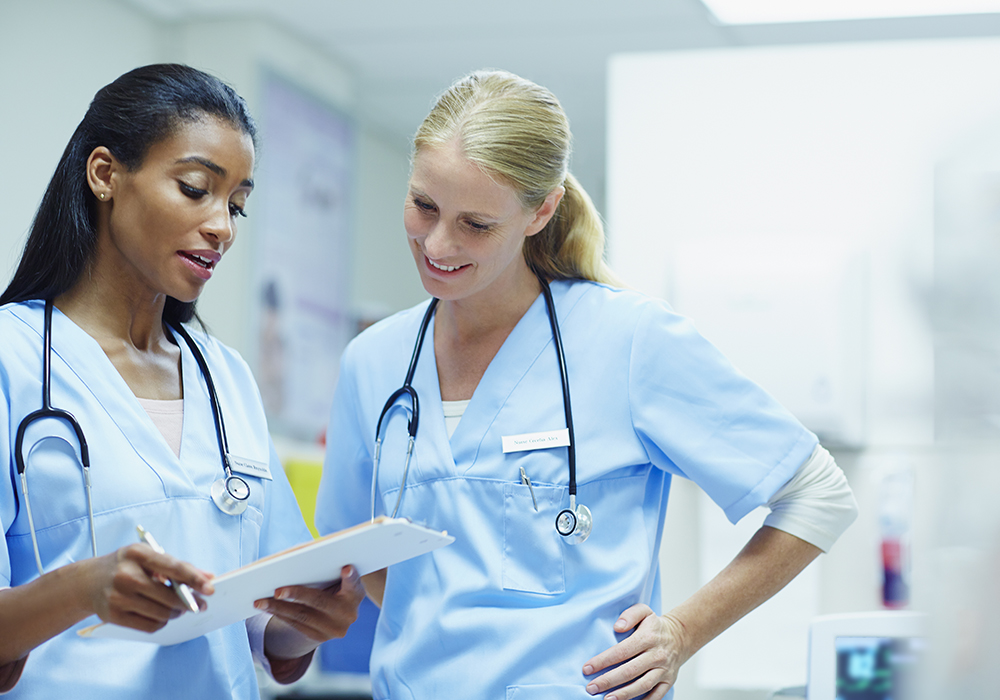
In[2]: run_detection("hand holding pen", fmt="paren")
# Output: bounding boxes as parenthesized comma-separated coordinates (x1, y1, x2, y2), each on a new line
(136, 525, 201, 614)
(72, 527, 214, 634)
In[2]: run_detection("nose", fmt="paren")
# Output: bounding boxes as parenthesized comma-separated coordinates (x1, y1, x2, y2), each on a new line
(202, 201, 236, 245)
(420, 220, 457, 259)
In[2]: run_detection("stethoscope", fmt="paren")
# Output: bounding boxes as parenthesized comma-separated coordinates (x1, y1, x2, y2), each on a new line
(371, 276, 593, 545)
(14, 300, 251, 576)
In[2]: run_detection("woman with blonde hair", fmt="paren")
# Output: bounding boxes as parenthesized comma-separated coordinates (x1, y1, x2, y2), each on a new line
(317, 70, 857, 699)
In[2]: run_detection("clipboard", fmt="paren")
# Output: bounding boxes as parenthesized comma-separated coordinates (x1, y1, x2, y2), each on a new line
(79, 517, 453, 646)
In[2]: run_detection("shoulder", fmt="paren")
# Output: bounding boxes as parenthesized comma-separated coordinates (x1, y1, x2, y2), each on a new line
(0, 300, 43, 339)
(0, 301, 44, 380)
(556, 279, 678, 334)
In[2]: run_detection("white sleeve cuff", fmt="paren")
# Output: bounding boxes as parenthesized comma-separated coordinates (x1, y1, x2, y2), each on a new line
(763, 444, 859, 553)
(246, 613, 273, 672)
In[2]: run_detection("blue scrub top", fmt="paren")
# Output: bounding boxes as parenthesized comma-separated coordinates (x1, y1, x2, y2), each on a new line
(317, 280, 817, 700)
(0, 300, 311, 699)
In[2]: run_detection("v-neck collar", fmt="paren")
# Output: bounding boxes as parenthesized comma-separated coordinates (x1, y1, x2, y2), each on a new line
(410, 281, 587, 476)
(14, 300, 212, 492)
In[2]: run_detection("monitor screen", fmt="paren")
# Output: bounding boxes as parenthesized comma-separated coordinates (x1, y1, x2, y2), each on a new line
(807, 611, 925, 700)
(835, 635, 923, 700)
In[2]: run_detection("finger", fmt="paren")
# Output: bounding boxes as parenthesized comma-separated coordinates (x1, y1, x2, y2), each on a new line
(590, 668, 669, 700)
(646, 683, 672, 700)
(105, 573, 186, 626)
(256, 599, 328, 642)
(613, 604, 653, 634)
(257, 567, 363, 640)
(587, 650, 666, 698)
(272, 566, 363, 609)
(264, 586, 361, 639)
(126, 544, 216, 595)
(583, 629, 653, 675)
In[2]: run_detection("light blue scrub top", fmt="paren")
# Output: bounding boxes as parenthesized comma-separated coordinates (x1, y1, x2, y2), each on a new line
(0, 300, 311, 699)
(316, 281, 817, 700)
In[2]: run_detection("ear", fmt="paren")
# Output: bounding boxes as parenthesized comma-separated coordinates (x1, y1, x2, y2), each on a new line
(525, 186, 565, 237)
(86, 146, 118, 202)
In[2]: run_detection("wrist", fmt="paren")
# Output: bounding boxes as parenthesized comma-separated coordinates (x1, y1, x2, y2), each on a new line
(60, 558, 99, 621)
(263, 616, 319, 661)
(661, 611, 696, 666)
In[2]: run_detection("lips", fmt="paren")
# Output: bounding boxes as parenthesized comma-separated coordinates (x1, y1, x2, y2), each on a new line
(181, 252, 216, 269)
(426, 256, 468, 273)
(178, 249, 222, 281)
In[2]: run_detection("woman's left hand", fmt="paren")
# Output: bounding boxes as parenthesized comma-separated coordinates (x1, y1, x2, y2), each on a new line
(257, 565, 366, 663)
(582, 604, 692, 700)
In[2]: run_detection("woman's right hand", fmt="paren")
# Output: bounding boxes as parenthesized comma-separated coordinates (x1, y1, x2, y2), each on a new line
(81, 543, 215, 632)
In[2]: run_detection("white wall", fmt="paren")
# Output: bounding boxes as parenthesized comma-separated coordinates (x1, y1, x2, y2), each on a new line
(608, 38, 1000, 698)
(0, 0, 161, 280)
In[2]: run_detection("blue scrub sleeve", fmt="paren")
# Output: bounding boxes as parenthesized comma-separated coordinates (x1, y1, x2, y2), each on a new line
(257, 439, 313, 556)
(1, 360, 16, 588)
(316, 342, 373, 536)
(628, 301, 817, 524)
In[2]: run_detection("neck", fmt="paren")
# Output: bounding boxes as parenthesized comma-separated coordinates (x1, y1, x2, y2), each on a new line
(55, 269, 170, 351)
(436, 265, 542, 345)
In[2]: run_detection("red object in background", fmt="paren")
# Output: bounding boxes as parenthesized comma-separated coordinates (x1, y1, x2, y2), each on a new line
(881, 537, 908, 609)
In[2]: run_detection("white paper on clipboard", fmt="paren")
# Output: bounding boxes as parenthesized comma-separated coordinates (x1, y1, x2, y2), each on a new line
(79, 517, 453, 646)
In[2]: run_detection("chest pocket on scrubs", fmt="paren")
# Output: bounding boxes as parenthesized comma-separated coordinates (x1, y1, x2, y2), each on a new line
(502, 481, 565, 595)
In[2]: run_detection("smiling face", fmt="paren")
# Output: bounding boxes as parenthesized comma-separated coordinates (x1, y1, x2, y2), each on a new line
(404, 140, 557, 306)
(90, 116, 255, 304)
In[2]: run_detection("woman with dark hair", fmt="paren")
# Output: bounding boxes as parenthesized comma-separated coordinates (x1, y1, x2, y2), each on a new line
(0, 64, 363, 698)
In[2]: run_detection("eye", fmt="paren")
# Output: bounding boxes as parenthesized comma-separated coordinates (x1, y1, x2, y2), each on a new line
(229, 202, 247, 218)
(464, 219, 493, 233)
(412, 196, 436, 213)
(179, 181, 208, 199)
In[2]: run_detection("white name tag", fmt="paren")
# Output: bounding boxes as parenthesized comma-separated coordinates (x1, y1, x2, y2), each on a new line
(501, 428, 571, 454)
(227, 454, 273, 480)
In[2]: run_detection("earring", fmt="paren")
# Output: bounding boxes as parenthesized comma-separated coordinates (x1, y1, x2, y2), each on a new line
(98, 192, 106, 200)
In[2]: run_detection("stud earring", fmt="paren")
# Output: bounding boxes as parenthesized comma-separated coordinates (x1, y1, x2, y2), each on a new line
(98, 192, 106, 200)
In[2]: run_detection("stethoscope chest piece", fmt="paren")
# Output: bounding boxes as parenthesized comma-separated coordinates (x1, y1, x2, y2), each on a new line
(211, 474, 250, 515)
(556, 501, 593, 545)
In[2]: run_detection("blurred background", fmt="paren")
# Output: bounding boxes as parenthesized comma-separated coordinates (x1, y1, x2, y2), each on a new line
(4, 1, 1000, 698)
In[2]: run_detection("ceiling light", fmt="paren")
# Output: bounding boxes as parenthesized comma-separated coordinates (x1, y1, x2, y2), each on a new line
(702, 0, 1000, 24)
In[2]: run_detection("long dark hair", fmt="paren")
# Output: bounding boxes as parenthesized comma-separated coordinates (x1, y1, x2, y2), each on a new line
(0, 63, 257, 324)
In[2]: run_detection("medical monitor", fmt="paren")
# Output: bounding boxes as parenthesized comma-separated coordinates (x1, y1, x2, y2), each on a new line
(806, 611, 925, 700)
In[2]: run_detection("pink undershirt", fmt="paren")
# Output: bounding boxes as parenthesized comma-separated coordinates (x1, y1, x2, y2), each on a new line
(136, 397, 184, 457)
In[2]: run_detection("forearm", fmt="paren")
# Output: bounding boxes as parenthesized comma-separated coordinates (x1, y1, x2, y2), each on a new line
(362, 570, 385, 608)
(667, 525, 821, 659)
(0, 562, 92, 664)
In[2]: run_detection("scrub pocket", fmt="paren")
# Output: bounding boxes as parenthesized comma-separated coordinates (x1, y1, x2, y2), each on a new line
(502, 482, 565, 595)
(506, 684, 594, 699)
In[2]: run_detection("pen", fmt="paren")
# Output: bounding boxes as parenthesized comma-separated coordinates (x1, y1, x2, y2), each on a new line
(136, 525, 200, 614)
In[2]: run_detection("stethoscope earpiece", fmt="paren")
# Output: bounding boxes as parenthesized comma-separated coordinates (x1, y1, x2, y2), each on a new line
(555, 501, 592, 545)
(211, 475, 250, 516)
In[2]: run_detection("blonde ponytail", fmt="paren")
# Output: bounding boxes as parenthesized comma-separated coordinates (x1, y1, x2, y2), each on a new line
(414, 70, 618, 286)
(523, 173, 617, 285)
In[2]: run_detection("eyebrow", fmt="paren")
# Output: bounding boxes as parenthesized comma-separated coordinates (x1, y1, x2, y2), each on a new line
(409, 187, 499, 222)
(177, 156, 254, 189)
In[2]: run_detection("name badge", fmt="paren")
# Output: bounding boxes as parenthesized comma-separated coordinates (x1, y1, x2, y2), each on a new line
(501, 428, 571, 454)
(227, 454, 273, 480)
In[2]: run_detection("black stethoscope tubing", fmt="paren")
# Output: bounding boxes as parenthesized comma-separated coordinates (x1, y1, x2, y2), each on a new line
(15, 299, 249, 575)
(539, 276, 577, 500)
(373, 276, 591, 542)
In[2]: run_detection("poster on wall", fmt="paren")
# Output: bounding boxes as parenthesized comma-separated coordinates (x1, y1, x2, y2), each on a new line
(253, 72, 354, 441)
